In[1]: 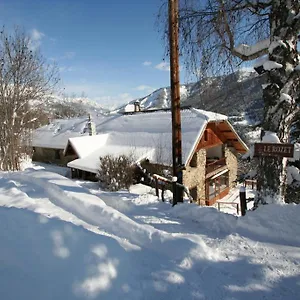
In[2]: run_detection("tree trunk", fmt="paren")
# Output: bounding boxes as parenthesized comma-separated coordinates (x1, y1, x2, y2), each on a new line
(256, 0, 300, 204)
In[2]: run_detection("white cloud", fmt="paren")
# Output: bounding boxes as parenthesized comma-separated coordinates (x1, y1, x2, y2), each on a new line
(155, 62, 170, 71)
(31, 28, 45, 41)
(29, 28, 45, 50)
(134, 85, 153, 91)
(63, 52, 76, 59)
(59, 66, 75, 72)
(49, 52, 76, 62)
(143, 61, 152, 66)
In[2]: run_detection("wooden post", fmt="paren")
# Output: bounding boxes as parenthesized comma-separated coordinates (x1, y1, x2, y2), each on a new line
(169, 0, 183, 205)
(155, 177, 159, 197)
(239, 186, 247, 216)
(161, 184, 165, 202)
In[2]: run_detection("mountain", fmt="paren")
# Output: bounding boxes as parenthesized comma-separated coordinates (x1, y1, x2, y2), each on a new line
(37, 70, 265, 142)
(44, 95, 110, 118)
(112, 70, 266, 143)
(29, 94, 110, 129)
(41, 70, 265, 125)
(118, 70, 266, 127)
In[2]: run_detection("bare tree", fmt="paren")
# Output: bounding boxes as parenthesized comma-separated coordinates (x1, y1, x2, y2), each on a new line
(0, 27, 59, 170)
(159, 0, 300, 204)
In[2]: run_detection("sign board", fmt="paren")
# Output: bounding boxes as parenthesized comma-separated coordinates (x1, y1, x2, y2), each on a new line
(254, 143, 294, 158)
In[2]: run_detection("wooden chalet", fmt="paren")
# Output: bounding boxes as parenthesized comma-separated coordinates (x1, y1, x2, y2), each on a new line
(31, 108, 248, 206)
(183, 120, 247, 206)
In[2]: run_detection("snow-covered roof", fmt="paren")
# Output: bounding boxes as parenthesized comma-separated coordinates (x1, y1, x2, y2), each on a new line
(32, 114, 116, 149)
(32, 108, 248, 172)
(68, 146, 155, 174)
(66, 134, 109, 158)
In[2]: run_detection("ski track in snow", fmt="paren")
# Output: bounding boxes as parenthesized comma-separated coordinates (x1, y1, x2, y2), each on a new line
(0, 169, 300, 300)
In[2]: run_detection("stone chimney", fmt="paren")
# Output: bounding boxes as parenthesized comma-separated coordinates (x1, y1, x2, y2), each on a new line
(87, 114, 96, 136)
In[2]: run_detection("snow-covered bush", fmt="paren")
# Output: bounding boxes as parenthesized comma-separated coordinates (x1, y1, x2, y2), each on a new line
(97, 155, 134, 191)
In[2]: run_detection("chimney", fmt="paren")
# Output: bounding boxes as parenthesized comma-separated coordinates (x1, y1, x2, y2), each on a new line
(134, 101, 140, 112)
(87, 114, 96, 136)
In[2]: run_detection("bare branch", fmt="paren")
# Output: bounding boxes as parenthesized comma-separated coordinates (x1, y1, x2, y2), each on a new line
(0, 27, 59, 170)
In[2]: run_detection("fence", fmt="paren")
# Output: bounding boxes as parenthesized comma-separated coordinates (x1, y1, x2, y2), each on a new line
(217, 201, 240, 215)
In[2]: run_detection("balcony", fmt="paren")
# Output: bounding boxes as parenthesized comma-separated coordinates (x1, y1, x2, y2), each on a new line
(206, 157, 226, 176)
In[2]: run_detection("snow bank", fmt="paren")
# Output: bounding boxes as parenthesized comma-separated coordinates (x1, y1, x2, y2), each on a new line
(0, 207, 183, 300)
(1, 168, 300, 300)
(237, 204, 300, 246)
(169, 203, 237, 235)
(0, 170, 204, 259)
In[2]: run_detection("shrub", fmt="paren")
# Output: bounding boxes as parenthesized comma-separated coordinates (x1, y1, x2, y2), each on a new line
(97, 154, 134, 191)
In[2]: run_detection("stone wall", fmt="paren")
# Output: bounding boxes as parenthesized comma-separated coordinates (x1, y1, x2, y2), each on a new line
(183, 146, 238, 205)
(32, 147, 77, 166)
(224, 146, 238, 188)
(183, 149, 206, 205)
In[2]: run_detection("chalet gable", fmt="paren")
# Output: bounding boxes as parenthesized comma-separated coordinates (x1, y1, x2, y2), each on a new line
(198, 121, 247, 152)
(186, 120, 248, 166)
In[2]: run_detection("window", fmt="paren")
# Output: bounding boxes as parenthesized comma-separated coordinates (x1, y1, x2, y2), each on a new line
(206, 171, 229, 200)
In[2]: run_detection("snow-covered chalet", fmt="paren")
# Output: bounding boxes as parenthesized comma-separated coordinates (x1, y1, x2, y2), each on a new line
(32, 107, 248, 205)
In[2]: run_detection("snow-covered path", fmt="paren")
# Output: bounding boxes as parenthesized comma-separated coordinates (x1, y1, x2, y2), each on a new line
(0, 169, 299, 300)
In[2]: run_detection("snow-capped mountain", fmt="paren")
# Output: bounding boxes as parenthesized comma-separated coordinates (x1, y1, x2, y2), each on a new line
(37, 70, 265, 143)
(117, 70, 265, 127)
(42, 95, 110, 118)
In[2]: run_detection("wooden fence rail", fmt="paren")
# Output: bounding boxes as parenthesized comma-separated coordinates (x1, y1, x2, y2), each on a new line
(217, 201, 240, 215)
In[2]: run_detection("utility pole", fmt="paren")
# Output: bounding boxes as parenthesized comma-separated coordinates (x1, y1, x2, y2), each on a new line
(168, 0, 183, 205)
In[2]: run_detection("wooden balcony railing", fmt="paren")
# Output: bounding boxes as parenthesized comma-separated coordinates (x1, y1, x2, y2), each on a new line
(206, 157, 226, 174)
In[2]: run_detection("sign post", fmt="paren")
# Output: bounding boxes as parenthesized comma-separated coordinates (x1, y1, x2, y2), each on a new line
(254, 143, 294, 158)
(253, 142, 294, 208)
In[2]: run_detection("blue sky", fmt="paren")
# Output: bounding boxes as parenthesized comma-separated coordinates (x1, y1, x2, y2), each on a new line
(0, 0, 173, 108)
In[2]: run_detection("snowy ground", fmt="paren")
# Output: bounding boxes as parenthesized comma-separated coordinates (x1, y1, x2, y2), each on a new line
(0, 165, 300, 300)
